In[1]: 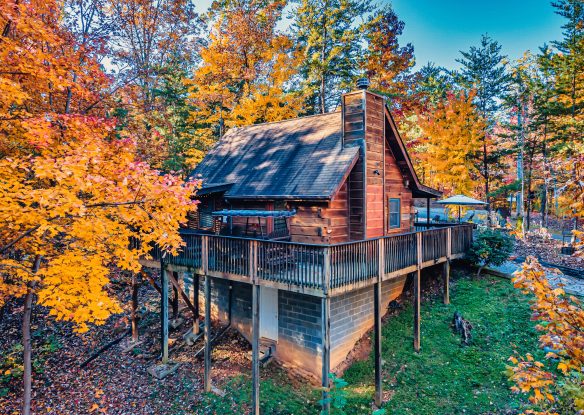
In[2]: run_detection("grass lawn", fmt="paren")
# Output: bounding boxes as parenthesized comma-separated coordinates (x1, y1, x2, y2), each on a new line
(194, 271, 539, 415)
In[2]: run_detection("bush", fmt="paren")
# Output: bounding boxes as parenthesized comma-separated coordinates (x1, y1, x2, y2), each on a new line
(468, 228, 514, 277)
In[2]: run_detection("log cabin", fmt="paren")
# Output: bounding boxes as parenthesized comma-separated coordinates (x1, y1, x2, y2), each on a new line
(150, 82, 474, 412)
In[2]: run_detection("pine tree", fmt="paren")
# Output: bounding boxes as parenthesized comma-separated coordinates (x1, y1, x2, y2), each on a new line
(290, 0, 369, 113)
(550, 0, 584, 218)
(457, 35, 511, 222)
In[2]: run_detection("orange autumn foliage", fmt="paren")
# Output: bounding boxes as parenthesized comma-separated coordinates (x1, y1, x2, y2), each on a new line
(0, 0, 196, 332)
(508, 257, 584, 414)
(188, 0, 303, 152)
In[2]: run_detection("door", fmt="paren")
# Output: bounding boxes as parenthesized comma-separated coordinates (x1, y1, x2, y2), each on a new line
(259, 286, 279, 341)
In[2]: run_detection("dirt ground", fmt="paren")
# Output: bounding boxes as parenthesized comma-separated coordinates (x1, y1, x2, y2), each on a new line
(0, 280, 260, 415)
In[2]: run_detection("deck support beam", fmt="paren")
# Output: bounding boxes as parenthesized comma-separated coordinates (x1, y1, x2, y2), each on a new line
(374, 239, 384, 407)
(321, 247, 331, 414)
(160, 260, 169, 364)
(203, 275, 211, 392)
(414, 233, 422, 352)
(202, 236, 211, 392)
(443, 261, 450, 305)
(250, 240, 260, 415)
(373, 282, 382, 406)
(321, 296, 331, 413)
(251, 283, 260, 415)
(444, 228, 451, 305)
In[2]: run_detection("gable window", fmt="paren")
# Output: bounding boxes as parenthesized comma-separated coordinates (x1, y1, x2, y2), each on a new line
(389, 198, 401, 229)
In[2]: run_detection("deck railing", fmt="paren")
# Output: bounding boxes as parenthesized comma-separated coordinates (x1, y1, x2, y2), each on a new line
(154, 223, 473, 294)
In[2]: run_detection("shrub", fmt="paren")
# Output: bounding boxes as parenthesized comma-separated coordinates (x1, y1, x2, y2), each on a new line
(507, 256, 584, 414)
(468, 228, 514, 277)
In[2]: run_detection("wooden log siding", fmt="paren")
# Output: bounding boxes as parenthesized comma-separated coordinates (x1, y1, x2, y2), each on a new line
(156, 224, 472, 294)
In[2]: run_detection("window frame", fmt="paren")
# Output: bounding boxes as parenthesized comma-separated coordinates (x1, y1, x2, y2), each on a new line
(388, 197, 401, 229)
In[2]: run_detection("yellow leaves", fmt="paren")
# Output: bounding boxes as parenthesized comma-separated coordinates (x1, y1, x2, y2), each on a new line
(417, 90, 484, 196)
(508, 256, 584, 413)
(0, 1, 196, 336)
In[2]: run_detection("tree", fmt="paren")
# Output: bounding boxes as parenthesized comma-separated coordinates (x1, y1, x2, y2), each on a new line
(360, 4, 416, 115)
(189, 0, 303, 143)
(457, 35, 511, 223)
(467, 229, 514, 277)
(548, 0, 584, 219)
(417, 90, 485, 195)
(0, 1, 196, 413)
(106, 0, 202, 168)
(508, 256, 584, 414)
(291, 0, 369, 113)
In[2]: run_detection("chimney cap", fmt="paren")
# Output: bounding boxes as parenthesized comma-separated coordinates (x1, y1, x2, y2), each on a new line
(356, 77, 369, 90)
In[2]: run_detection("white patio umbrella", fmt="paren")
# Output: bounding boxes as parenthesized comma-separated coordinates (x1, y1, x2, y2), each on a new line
(435, 194, 487, 223)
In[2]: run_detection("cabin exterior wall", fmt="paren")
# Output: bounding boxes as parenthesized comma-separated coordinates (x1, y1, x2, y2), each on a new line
(193, 272, 414, 378)
(330, 275, 407, 369)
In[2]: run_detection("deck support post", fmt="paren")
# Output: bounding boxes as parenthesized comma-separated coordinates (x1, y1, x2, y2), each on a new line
(444, 228, 452, 305)
(414, 233, 422, 352)
(250, 241, 260, 415)
(443, 261, 450, 305)
(321, 247, 331, 414)
(203, 275, 211, 392)
(160, 260, 169, 364)
(374, 239, 384, 407)
(202, 236, 211, 393)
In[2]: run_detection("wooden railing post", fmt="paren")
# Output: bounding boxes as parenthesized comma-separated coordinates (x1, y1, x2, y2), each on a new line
(414, 233, 422, 352)
(374, 238, 384, 407)
(250, 240, 260, 415)
(321, 247, 331, 414)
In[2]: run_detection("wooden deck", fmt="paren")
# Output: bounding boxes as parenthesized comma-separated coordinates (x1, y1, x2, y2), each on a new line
(148, 223, 473, 296)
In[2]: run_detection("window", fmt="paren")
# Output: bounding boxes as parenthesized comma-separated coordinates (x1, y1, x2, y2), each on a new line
(389, 198, 401, 229)
(198, 200, 214, 229)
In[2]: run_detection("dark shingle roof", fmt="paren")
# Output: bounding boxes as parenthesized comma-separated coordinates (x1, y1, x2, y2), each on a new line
(190, 112, 358, 200)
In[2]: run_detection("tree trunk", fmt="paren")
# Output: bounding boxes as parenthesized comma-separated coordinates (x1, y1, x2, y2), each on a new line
(483, 138, 491, 227)
(22, 255, 41, 415)
(131, 273, 139, 342)
(172, 272, 179, 319)
(475, 265, 484, 279)
(319, 5, 328, 115)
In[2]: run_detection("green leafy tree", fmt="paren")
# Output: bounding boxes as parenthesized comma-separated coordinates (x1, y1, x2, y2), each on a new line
(291, 0, 370, 114)
(468, 228, 515, 278)
(457, 35, 511, 223)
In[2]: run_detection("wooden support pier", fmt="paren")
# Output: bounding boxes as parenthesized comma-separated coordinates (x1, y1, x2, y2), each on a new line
(374, 238, 384, 407)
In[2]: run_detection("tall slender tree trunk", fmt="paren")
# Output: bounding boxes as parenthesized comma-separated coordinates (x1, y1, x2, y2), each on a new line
(22, 255, 41, 415)
(541, 119, 548, 227)
(319, 5, 328, 114)
(131, 273, 139, 342)
(483, 138, 491, 226)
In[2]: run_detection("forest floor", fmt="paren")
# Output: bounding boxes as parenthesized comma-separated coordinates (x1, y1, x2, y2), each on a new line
(1, 268, 540, 415)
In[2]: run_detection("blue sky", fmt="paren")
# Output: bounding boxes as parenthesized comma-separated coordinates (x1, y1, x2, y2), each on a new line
(196, 0, 565, 70)
(389, 0, 564, 69)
